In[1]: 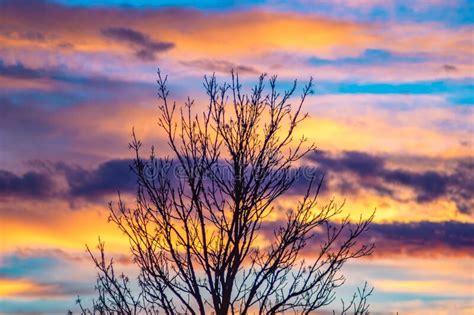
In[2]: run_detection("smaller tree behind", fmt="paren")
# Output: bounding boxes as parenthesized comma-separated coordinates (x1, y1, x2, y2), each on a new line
(77, 70, 374, 315)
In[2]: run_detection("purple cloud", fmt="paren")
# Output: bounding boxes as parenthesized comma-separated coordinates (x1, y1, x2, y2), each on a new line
(101, 27, 175, 61)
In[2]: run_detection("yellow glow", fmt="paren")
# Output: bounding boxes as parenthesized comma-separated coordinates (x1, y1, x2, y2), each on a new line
(0, 203, 128, 253)
(0, 278, 54, 298)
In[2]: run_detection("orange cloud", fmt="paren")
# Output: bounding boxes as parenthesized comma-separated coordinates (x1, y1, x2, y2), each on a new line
(1, 1, 471, 71)
(0, 277, 63, 299)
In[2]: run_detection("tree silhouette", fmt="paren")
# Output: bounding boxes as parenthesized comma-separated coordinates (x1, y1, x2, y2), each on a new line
(76, 70, 374, 314)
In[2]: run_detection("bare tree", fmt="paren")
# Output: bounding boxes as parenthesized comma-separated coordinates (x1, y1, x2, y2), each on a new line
(76, 70, 374, 314)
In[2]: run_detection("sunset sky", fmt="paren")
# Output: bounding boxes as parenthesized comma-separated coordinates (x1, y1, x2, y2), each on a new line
(0, 0, 473, 314)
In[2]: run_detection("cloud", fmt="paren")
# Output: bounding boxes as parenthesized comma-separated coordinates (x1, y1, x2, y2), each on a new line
(309, 49, 425, 66)
(366, 221, 474, 257)
(2, 0, 472, 66)
(0, 251, 93, 298)
(446, 161, 474, 214)
(0, 277, 92, 299)
(180, 59, 259, 74)
(1, 151, 472, 217)
(313, 150, 384, 176)
(57, 159, 135, 198)
(383, 169, 447, 202)
(0, 60, 50, 79)
(0, 170, 54, 199)
(260, 219, 474, 258)
(0, 251, 88, 298)
(308, 151, 474, 214)
(0, 59, 155, 90)
(6, 247, 133, 265)
(0, 26, 46, 42)
(0, 159, 135, 202)
(101, 27, 175, 61)
(0, 1, 373, 59)
(443, 64, 458, 72)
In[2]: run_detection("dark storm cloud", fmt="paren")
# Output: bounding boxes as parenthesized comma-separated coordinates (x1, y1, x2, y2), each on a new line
(0, 159, 135, 202)
(260, 219, 474, 258)
(0, 157, 471, 260)
(313, 150, 384, 176)
(308, 151, 474, 214)
(446, 160, 474, 214)
(180, 59, 259, 74)
(368, 221, 474, 252)
(283, 166, 326, 195)
(383, 169, 448, 202)
(101, 27, 175, 61)
(0, 169, 54, 199)
(0, 153, 471, 214)
(57, 159, 135, 198)
(360, 220, 474, 257)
